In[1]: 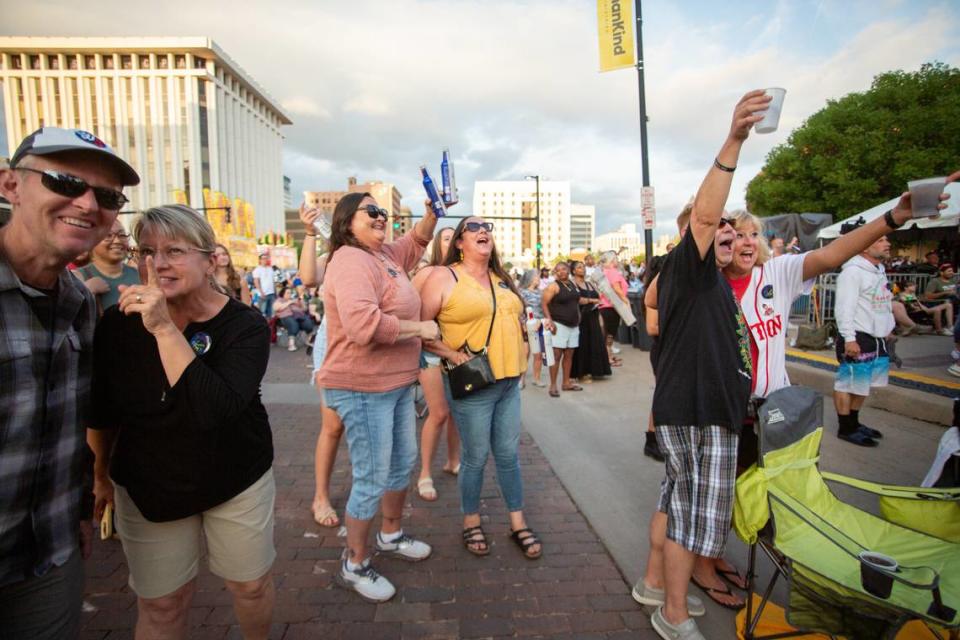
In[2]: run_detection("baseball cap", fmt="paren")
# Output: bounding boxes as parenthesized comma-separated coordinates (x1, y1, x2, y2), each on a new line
(10, 127, 140, 186)
(940, 263, 954, 272)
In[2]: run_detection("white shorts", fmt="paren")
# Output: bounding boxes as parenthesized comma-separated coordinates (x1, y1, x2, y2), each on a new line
(552, 322, 580, 349)
(113, 469, 276, 599)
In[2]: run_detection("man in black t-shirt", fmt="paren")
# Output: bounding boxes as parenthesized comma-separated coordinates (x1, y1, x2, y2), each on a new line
(630, 92, 770, 640)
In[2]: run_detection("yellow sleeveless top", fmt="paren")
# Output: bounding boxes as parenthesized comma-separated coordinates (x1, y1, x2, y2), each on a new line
(437, 265, 525, 380)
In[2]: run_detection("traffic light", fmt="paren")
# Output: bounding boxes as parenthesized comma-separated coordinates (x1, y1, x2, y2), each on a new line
(536, 242, 542, 251)
(393, 221, 401, 230)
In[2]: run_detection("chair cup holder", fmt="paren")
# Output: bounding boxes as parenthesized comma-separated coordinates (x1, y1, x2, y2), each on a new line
(859, 551, 898, 599)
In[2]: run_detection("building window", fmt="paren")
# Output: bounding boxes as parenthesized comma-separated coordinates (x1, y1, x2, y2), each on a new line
(85, 55, 96, 69)
(121, 55, 132, 70)
(11, 56, 22, 70)
(194, 56, 206, 69)
(176, 55, 186, 69)
(140, 56, 151, 69)
(47, 55, 59, 69)
(67, 55, 78, 70)
(158, 55, 169, 69)
(30, 55, 41, 70)
(104, 56, 115, 70)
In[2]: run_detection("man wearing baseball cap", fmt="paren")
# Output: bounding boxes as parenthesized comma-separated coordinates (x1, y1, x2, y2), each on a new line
(0, 127, 138, 638)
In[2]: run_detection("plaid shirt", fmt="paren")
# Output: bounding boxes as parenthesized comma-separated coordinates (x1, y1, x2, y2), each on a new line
(0, 255, 96, 587)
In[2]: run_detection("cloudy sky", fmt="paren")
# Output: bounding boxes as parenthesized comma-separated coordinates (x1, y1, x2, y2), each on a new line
(4, 0, 958, 240)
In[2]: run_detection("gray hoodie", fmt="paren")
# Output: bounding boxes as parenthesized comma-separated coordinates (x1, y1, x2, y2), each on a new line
(835, 254, 895, 342)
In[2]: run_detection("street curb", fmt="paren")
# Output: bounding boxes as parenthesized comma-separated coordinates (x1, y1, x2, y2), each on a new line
(785, 360, 954, 426)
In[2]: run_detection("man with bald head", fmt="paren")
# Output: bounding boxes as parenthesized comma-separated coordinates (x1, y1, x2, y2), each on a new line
(0, 127, 139, 639)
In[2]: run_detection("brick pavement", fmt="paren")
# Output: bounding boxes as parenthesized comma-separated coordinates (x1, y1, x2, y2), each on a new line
(80, 346, 654, 639)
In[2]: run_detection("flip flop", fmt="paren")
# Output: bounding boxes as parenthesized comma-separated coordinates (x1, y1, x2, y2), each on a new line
(562, 384, 583, 391)
(549, 389, 560, 398)
(443, 464, 460, 476)
(312, 505, 340, 528)
(417, 477, 438, 501)
(690, 575, 744, 610)
(717, 566, 748, 591)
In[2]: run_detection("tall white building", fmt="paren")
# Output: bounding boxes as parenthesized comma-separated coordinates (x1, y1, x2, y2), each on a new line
(0, 37, 291, 235)
(594, 223, 644, 260)
(569, 204, 595, 252)
(473, 180, 570, 263)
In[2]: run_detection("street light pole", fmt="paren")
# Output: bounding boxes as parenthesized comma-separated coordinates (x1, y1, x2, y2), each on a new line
(634, 0, 653, 266)
(525, 175, 542, 269)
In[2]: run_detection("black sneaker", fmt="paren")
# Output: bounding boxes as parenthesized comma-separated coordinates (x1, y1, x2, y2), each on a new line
(644, 438, 665, 462)
(838, 430, 878, 447)
(857, 425, 883, 439)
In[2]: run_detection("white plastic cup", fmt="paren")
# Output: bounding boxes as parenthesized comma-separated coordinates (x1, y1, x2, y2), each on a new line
(908, 177, 947, 218)
(303, 190, 332, 239)
(755, 87, 787, 134)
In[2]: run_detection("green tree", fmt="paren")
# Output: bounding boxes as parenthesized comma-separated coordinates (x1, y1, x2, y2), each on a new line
(746, 62, 960, 220)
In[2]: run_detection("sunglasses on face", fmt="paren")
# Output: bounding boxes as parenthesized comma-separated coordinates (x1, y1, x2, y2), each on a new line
(719, 217, 735, 228)
(17, 167, 129, 210)
(357, 204, 389, 220)
(464, 221, 494, 233)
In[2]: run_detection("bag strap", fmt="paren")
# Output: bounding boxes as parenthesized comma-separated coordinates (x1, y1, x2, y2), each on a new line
(482, 273, 497, 349)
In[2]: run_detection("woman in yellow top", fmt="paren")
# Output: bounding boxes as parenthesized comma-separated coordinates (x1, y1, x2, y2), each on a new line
(420, 217, 541, 559)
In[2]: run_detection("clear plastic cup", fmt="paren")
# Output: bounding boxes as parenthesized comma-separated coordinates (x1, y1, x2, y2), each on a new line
(755, 88, 786, 134)
(908, 177, 947, 218)
(303, 191, 332, 239)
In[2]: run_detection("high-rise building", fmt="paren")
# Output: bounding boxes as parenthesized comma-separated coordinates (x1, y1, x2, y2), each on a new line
(473, 180, 570, 264)
(283, 175, 292, 209)
(0, 36, 291, 234)
(569, 204, 595, 252)
(594, 223, 644, 260)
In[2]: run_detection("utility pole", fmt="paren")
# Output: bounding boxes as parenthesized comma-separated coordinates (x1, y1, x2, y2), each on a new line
(634, 0, 653, 266)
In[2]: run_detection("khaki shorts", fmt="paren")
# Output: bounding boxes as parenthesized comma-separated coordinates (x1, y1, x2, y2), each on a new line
(113, 469, 276, 599)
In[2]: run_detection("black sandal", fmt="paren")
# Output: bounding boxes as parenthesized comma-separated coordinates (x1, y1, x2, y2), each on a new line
(462, 526, 490, 556)
(509, 528, 542, 559)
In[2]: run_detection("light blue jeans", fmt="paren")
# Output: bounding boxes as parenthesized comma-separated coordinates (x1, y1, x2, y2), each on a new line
(323, 385, 417, 520)
(444, 376, 524, 515)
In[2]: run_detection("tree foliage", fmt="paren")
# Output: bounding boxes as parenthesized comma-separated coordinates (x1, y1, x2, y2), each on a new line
(746, 62, 960, 220)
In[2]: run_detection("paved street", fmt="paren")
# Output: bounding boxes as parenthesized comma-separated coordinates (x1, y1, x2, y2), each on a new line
(79, 345, 653, 639)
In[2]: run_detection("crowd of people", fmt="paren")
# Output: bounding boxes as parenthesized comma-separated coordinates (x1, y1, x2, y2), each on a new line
(0, 97, 955, 640)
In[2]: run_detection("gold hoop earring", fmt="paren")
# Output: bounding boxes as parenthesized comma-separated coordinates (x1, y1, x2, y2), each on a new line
(459, 250, 464, 262)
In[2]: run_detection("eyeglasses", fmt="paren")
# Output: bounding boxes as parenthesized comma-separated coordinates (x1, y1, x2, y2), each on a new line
(16, 167, 129, 210)
(138, 245, 213, 264)
(719, 217, 735, 228)
(464, 221, 494, 233)
(102, 231, 131, 242)
(357, 204, 389, 220)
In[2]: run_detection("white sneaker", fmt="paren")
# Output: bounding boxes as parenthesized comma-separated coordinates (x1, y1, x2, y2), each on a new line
(336, 557, 396, 602)
(651, 606, 705, 640)
(375, 531, 432, 561)
(287, 337, 297, 351)
(631, 580, 705, 617)
(612, 346, 622, 355)
(950, 349, 960, 362)
(948, 364, 960, 378)
(939, 328, 954, 337)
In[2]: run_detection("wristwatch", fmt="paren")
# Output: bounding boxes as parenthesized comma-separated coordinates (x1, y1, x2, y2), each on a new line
(883, 209, 903, 230)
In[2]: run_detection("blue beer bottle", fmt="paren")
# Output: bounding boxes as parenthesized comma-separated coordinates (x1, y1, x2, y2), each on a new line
(420, 165, 447, 217)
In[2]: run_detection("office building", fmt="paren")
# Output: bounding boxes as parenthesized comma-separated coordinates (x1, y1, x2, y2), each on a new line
(0, 36, 291, 234)
(569, 203, 595, 252)
(473, 180, 570, 263)
(594, 223, 644, 260)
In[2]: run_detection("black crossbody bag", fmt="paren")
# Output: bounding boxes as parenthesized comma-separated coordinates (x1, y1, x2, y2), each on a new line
(445, 269, 497, 399)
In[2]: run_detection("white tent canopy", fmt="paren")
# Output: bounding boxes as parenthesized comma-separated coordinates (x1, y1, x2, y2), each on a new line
(818, 182, 960, 240)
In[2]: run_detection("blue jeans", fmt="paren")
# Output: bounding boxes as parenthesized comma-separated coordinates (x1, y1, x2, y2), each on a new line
(323, 385, 417, 520)
(280, 315, 315, 337)
(260, 293, 276, 318)
(444, 376, 524, 515)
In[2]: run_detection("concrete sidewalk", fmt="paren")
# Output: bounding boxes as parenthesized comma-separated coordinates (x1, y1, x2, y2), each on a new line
(79, 346, 654, 639)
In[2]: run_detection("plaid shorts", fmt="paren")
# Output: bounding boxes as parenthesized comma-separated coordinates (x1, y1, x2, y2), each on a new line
(656, 425, 738, 558)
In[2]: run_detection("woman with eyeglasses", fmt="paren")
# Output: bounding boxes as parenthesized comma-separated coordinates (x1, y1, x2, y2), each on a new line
(411, 227, 461, 502)
(316, 192, 440, 603)
(213, 243, 252, 305)
(87, 205, 277, 639)
(420, 217, 542, 560)
(75, 218, 140, 313)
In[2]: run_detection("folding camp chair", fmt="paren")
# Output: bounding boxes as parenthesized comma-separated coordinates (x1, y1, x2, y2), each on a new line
(734, 386, 960, 640)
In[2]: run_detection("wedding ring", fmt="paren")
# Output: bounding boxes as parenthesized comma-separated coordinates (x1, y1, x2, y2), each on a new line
(136, 294, 143, 303)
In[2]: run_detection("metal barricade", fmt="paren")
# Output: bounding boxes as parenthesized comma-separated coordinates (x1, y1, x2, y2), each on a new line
(809, 271, 932, 325)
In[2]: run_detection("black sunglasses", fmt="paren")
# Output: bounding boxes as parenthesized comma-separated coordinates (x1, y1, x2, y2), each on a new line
(464, 221, 494, 233)
(357, 204, 389, 220)
(16, 167, 129, 210)
(719, 216, 735, 228)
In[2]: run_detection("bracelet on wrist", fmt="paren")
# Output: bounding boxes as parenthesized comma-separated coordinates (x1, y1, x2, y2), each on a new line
(713, 157, 736, 173)
(883, 209, 903, 230)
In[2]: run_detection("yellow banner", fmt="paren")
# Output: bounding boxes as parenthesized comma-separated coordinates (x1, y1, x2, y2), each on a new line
(597, 0, 635, 72)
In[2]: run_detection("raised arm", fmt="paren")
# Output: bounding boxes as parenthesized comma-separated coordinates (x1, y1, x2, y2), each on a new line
(298, 204, 330, 287)
(801, 173, 956, 281)
(690, 90, 770, 259)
